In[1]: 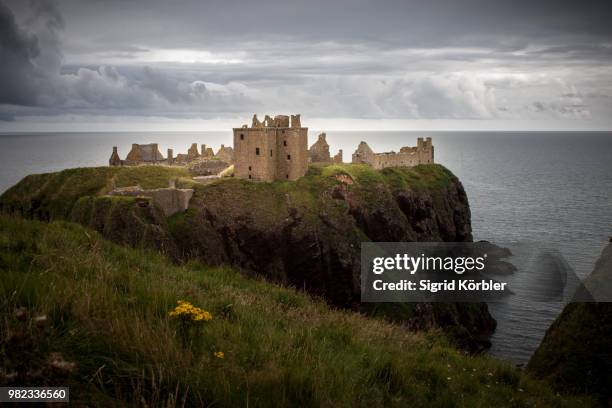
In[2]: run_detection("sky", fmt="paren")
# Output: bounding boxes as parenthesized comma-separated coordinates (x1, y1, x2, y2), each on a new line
(1, 0, 611, 131)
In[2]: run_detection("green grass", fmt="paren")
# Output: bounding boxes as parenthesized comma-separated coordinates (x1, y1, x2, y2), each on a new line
(0, 165, 189, 221)
(0, 216, 592, 407)
(177, 163, 456, 232)
(0, 163, 454, 228)
(308, 163, 454, 191)
(114, 165, 190, 190)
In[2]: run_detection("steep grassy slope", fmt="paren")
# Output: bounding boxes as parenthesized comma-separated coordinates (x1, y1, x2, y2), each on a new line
(0, 216, 591, 407)
(0, 164, 491, 351)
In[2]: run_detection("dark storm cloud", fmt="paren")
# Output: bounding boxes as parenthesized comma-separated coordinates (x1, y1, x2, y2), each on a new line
(0, 0, 258, 119)
(47, 0, 612, 52)
(0, 0, 41, 105)
(1, 0, 612, 125)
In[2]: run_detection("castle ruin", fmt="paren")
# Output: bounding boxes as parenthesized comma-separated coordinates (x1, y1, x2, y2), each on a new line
(215, 144, 234, 164)
(109, 115, 435, 184)
(308, 132, 343, 164)
(119, 143, 166, 166)
(110, 142, 234, 167)
(232, 114, 308, 181)
(351, 137, 434, 169)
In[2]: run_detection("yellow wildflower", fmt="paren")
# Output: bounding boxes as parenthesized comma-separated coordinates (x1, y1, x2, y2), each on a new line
(168, 300, 213, 322)
(214, 351, 224, 359)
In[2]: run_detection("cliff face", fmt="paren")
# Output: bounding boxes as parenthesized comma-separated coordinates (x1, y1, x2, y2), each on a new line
(528, 243, 612, 405)
(0, 164, 493, 351)
(168, 164, 472, 306)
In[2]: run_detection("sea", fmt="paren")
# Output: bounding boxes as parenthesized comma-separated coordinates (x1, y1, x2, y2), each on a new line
(1, 130, 611, 364)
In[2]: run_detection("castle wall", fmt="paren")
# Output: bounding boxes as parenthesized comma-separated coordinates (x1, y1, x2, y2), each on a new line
(124, 144, 142, 164)
(309, 132, 331, 163)
(333, 149, 343, 164)
(124, 143, 165, 165)
(109, 146, 122, 166)
(352, 141, 375, 164)
(233, 128, 275, 181)
(216, 145, 235, 164)
(351, 137, 433, 169)
(279, 128, 308, 180)
(109, 185, 193, 217)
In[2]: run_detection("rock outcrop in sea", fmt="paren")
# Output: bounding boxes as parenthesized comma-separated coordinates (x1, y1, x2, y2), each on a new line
(528, 241, 612, 405)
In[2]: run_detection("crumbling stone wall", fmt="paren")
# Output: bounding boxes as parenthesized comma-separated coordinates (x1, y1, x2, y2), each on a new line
(351, 141, 376, 164)
(333, 149, 343, 164)
(309, 133, 331, 163)
(124, 143, 165, 165)
(309, 132, 343, 164)
(109, 185, 194, 216)
(187, 143, 200, 161)
(109, 146, 122, 166)
(187, 159, 230, 176)
(216, 144, 234, 164)
(111, 141, 234, 167)
(351, 138, 434, 169)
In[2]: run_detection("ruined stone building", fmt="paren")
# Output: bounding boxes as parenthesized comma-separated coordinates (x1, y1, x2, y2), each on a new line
(110, 142, 233, 168)
(170, 143, 203, 165)
(309, 132, 330, 163)
(351, 137, 434, 169)
(201, 145, 215, 159)
(109, 146, 122, 166)
(117, 143, 166, 166)
(332, 150, 343, 164)
(215, 145, 234, 164)
(233, 114, 308, 181)
(308, 132, 343, 164)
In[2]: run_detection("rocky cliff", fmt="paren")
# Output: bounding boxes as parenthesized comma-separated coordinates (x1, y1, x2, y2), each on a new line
(0, 163, 494, 351)
(528, 242, 612, 406)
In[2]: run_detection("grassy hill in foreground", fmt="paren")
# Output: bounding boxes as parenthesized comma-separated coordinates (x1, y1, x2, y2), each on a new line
(0, 216, 590, 407)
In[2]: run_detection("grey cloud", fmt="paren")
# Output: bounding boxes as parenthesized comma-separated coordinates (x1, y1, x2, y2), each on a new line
(46, 0, 612, 63)
(56, 65, 258, 115)
(2, 0, 612, 124)
(0, 1, 258, 119)
(531, 100, 590, 119)
(0, 0, 41, 105)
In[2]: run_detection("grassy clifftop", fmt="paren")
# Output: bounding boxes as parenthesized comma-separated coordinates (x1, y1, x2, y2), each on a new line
(0, 216, 590, 407)
(1, 164, 484, 350)
(0, 163, 454, 221)
(0, 165, 190, 221)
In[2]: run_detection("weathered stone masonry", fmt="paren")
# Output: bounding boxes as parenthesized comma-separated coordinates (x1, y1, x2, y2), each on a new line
(233, 114, 308, 181)
(352, 137, 434, 169)
(110, 142, 234, 167)
(308, 132, 343, 164)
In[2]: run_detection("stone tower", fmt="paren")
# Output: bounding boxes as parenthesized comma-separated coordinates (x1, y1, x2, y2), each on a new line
(233, 114, 308, 181)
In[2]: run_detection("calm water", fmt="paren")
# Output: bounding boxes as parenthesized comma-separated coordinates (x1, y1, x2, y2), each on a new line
(1, 131, 611, 363)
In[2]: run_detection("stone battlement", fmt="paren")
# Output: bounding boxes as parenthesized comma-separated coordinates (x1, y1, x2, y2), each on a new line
(237, 113, 303, 129)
